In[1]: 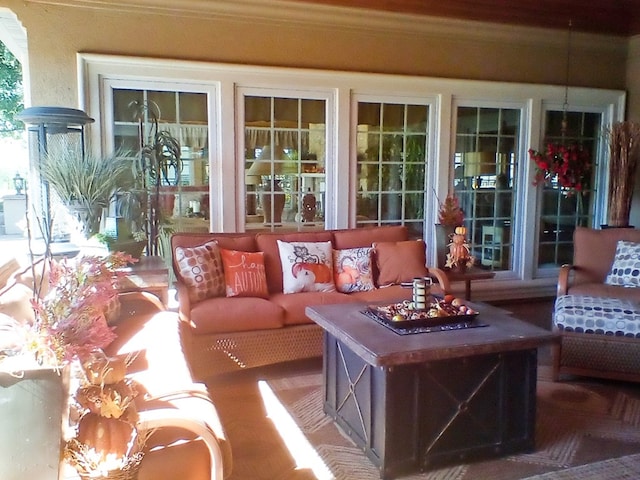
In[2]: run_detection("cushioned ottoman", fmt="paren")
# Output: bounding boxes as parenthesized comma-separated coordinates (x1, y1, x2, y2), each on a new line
(552, 294, 640, 382)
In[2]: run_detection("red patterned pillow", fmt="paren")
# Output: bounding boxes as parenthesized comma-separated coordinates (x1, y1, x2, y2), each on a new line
(174, 241, 225, 303)
(220, 249, 269, 298)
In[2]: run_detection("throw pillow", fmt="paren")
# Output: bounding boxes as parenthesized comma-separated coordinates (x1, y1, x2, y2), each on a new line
(219, 249, 269, 298)
(333, 247, 374, 293)
(174, 240, 226, 303)
(605, 240, 640, 287)
(277, 240, 336, 293)
(373, 239, 429, 287)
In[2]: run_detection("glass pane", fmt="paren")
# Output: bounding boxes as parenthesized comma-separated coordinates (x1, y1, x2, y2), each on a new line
(301, 99, 325, 124)
(406, 105, 428, 132)
(245, 96, 271, 123)
(113, 89, 143, 122)
(148, 91, 176, 122)
(179, 93, 207, 123)
(274, 97, 298, 124)
(404, 192, 424, 219)
(358, 102, 381, 129)
(382, 103, 404, 131)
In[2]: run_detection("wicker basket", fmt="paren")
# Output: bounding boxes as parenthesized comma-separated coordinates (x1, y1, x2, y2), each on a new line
(75, 452, 144, 480)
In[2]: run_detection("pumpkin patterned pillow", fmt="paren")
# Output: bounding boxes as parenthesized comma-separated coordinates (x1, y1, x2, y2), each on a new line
(333, 247, 374, 293)
(174, 241, 226, 303)
(277, 240, 336, 294)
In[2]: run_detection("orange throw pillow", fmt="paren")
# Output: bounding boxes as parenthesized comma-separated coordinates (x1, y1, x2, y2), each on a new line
(373, 239, 429, 287)
(220, 249, 269, 298)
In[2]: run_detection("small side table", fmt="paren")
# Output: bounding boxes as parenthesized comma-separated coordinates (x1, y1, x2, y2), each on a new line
(445, 266, 495, 300)
(117, 255, 169, 306)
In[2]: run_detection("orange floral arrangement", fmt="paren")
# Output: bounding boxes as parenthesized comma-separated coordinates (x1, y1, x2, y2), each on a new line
(438, 194, 464, 227)
(528, 143, 591, 195)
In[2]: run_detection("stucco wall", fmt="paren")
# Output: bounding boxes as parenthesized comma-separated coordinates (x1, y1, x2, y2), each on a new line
(2, 0, 629, 107)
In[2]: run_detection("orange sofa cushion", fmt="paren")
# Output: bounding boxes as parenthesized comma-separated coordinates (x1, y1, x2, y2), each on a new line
(189, 297, 284, 334)
(270, 291, 357, 325)
(332, 225, 408, 249)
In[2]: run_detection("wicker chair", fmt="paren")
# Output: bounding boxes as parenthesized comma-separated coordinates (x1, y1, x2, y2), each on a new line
(552, 227, 640, 383)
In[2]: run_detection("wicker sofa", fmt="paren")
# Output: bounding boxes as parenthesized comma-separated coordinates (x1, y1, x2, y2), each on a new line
(553, 226, 640, 383)
(171, 225, 451, 380)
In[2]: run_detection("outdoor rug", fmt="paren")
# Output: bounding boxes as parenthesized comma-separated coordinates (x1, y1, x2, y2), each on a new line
(262, 366, 640, 480)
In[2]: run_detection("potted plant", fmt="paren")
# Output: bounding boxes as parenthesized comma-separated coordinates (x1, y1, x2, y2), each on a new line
(129, 100, 181, 256)
(37, 147, 134, 239)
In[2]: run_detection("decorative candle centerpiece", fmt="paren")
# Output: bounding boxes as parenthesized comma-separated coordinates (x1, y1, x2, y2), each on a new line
(412, 277, 432, 309)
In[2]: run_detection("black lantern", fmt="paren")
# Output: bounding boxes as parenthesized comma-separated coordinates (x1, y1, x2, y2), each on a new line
(16, 107, 94, 242)
(12, 173, 25, 195)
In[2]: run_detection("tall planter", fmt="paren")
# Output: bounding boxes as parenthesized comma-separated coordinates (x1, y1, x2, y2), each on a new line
(0, 366, 70, 480)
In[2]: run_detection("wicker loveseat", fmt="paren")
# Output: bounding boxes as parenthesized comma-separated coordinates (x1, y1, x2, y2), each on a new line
(171, 225, 450, 380)
(553, 226, 640, 383)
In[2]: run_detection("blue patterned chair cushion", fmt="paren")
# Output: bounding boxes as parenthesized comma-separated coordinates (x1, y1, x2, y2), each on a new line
(554, 295, 640, 338)
(605, 240, 640, 287)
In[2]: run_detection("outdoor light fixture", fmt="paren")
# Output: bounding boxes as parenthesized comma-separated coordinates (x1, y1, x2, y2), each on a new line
(12, 172, 25, 195)
(16, 106, 94, 241)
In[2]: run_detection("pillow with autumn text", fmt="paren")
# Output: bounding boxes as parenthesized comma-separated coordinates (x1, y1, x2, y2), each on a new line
(220, 249, 269, 298)
(174, 240, 226, 303)
(277, 240, 336, 294)
(373, 239, 429, 287)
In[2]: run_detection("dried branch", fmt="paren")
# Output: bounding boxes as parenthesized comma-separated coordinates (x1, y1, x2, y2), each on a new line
(606, 121, 640, 227)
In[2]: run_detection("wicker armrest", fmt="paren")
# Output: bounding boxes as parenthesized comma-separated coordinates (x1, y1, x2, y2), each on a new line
(557, 264, 575, 296)
(428, 266, 451, 295)
(137, 408, 225, 480)
(174, 281, 192, 324)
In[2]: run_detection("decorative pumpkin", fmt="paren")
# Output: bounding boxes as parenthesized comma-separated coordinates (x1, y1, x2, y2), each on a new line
(83, 353, 127, 386)
(454, 226, 467, 235)
(77, 413, 136, 462)
(75, 380, 137, 419)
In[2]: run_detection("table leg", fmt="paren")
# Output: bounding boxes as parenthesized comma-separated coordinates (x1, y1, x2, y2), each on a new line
(464, 279, 471, 300)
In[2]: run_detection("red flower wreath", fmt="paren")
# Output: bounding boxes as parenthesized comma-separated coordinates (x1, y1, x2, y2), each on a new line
(528, 143, 591, 195)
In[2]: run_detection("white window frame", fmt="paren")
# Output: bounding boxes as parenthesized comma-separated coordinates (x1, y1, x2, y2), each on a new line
(79, 53, 626, 297)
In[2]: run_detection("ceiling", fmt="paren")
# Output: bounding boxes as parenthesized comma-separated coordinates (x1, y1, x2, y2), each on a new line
(290, 0, 640, 36)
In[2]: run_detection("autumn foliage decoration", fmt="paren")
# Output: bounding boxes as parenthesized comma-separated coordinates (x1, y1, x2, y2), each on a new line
(528, 143, 591, 195)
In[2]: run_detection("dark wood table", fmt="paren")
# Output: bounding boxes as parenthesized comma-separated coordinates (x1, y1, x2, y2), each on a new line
(445, 266, 495, 300)
(305, 301, 558, 479)
(117, 255, 169, 306)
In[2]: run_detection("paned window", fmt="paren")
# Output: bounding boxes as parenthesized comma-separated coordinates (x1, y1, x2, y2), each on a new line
(537, 110, 601, 268)
(111, 87, 210, 235)
(356, 101, 429, 239)
(453, 106, 519, 271)
(244, 95, 327, 231)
